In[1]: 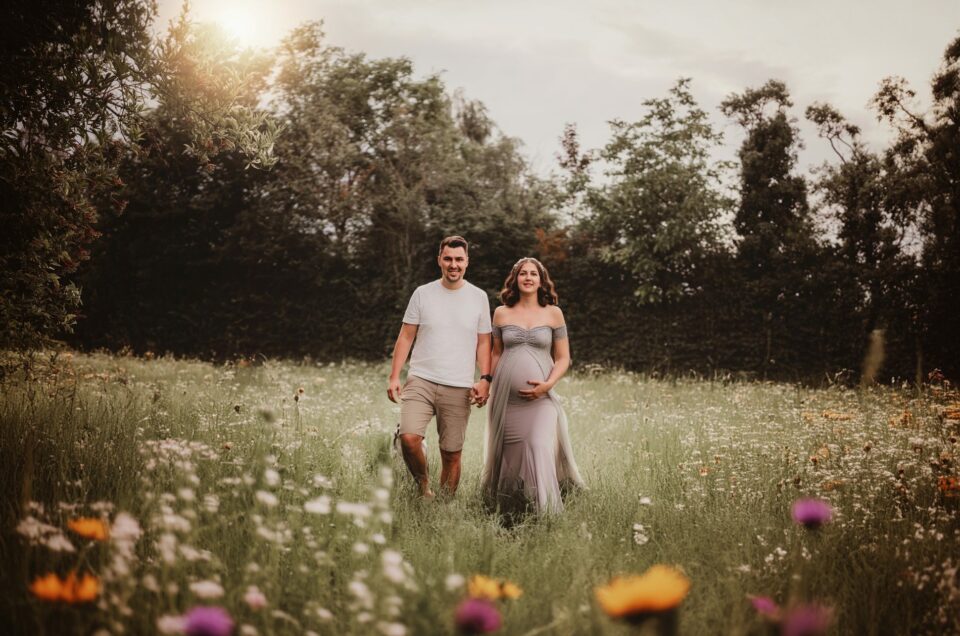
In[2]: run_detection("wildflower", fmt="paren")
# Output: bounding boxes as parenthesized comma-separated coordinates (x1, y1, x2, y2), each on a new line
(467, 574, 522, 601)
(781, 603, 833, 636)
(632, 523, 650, 545)
(157, 614, 186, 635)
(189, 580, 225, 600)
(30, 572, 100, 603)
(244, 585, 268, 610)
(638, 496, 652, 506)
(304, 496, 331, 514)
(446, 573, 466, 591)
(377, 621, 407, 636)
(454, 598, 502, 634)
(595, 565, 690, 620)
(938, 476, 960, 498)
(68, 517, 109, 541)
(44, 533, 76, 552)
(255, 490, 278, 507)
(111, 513, 141, 543)
(791, 499, 833, 529)
(748, 595, 780, 620)
(184, 606, 234, 636)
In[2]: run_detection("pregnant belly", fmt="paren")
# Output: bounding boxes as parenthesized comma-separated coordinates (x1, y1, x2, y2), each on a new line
(505, 352, 549, 400)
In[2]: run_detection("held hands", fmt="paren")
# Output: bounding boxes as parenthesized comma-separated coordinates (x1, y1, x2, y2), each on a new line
(470, 379, 490, 407)
(387, 377, 403, 403)
(518, 380, 550, 401)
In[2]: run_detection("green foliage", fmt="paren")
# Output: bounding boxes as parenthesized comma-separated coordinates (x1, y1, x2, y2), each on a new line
(0, 1, 278, 353)
(568, 79, 733, 304)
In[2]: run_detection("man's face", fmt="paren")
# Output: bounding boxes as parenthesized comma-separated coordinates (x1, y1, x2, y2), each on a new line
(438, 246, 468, 284)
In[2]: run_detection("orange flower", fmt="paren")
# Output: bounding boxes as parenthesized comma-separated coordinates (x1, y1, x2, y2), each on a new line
(595, 565, 690, 619)
(68, 518, 109, 541)
(938, 476, 960, 498)
(30, 573, 100, 603)
(467, 575, 523, 601)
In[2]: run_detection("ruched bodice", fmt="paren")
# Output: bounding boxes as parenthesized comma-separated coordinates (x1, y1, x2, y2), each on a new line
(481, 323, 583, 517)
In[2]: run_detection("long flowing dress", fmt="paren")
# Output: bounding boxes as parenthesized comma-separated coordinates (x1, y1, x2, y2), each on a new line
(481, 324, 584, 516)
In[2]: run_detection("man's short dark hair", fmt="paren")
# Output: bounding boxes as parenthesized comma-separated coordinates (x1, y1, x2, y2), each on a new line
(439, 235, 469, 255)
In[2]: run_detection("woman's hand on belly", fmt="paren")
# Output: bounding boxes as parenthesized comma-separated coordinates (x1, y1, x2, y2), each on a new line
(518, 380, 550, 401)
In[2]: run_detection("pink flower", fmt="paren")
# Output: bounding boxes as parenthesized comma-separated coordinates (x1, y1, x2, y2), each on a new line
(184, 606, 234, 636)
(243, 585, 267, 610)
(454, 598, 501, 634)
(781, 603, 833, 636)
(748, 595, 781, 620)
(790, 499, 832, 529)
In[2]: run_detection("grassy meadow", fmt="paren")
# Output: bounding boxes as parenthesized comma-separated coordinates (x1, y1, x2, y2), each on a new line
(1, 352, 959, 635)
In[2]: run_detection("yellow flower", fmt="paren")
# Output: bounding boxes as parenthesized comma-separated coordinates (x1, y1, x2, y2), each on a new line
(68, 517, 109, 541)
(595, 565, 690, 619)
(30, 573, 100, 603)
(501, 582, 523, 600)
(467, 575, 523, 601)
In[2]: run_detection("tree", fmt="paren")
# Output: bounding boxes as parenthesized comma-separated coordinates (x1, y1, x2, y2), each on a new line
(806, 103, 921, 379)
(720, 80, 825, 377)
(0, 1, 277, 352)
(575, 79, 733, 304)
(872, 35, 960, 379)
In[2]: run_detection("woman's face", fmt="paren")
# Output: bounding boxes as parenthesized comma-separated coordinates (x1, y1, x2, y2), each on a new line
(517, 262, 541, 294)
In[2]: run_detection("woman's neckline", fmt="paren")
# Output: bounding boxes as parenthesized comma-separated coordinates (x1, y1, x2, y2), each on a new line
(495, 324, 559, 331)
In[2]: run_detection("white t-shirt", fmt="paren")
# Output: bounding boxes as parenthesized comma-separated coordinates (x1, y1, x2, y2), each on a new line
(402, 280, 492, 388)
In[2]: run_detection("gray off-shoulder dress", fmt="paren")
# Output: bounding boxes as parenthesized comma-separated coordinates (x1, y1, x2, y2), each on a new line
(481, 324, 584, 516)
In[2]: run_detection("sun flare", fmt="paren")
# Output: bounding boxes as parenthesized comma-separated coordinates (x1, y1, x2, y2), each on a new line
(215, 6, 258, 43)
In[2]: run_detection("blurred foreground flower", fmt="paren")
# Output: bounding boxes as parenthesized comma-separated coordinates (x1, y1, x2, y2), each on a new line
(30, 572, 100, 603)
(468, 575, 522, 601)
(68, 517, 109, 541)
(791, 499, 832, 529)
(748, 595, 781, 620)
(781, 603, 833, 636)
(454, 598, 502, 634)
(184, 606, 234, 636)
(595, 564, 690, 624)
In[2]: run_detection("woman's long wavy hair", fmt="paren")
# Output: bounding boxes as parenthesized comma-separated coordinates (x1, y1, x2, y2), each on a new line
(498, 258, 559, 307)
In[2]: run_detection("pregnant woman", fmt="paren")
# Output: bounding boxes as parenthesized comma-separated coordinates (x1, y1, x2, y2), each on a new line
(481, 257, 584, 518)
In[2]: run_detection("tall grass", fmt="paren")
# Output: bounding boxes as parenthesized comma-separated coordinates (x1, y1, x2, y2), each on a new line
(1, 352, 957, 634)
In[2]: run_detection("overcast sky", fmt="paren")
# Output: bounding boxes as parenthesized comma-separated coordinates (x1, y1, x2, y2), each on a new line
(156, 0, 960, 176)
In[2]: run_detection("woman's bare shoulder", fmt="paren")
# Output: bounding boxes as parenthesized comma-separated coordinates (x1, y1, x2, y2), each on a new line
(548, 305, 565, 327)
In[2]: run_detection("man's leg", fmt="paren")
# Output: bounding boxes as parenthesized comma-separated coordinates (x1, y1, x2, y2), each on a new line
(399, 433, 434, 498)
(436, 384, 471, 496)
(439, 449, 462, 494)
(398, 377, 436, 498)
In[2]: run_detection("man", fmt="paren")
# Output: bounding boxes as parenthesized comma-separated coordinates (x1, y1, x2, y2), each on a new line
(387, 235, 492, 499)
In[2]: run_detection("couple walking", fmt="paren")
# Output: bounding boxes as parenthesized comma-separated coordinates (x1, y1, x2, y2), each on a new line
(386, 235, 583, 516)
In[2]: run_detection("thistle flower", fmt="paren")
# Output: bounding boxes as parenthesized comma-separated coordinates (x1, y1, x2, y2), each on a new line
(595, 565, 690, 621)
(184, 606, 234, 636)
(781, 603, 833, 636)
(454, 598, 502, 634)
(748, 595, 781, 620)
(791, 499, 833, 529)
(68, 517, 109, 541)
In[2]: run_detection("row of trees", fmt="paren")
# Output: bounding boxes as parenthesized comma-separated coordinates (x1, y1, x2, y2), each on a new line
(4, 1, 959, 381)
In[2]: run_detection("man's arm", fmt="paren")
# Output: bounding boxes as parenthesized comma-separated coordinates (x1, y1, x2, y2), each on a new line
(471, 332, 492, 405)
(387, 323, 418, 403)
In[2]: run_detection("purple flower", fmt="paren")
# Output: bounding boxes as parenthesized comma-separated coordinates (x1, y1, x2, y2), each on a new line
(184, 606, 234, 636)
(781, 603, 833, 636)
(454, 598, 502, 634)
(749, 595, 780, 620)
(791, 498, 832, 529)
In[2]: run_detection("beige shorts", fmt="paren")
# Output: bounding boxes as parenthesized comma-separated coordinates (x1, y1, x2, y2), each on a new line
(399, 375, 472, 452)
